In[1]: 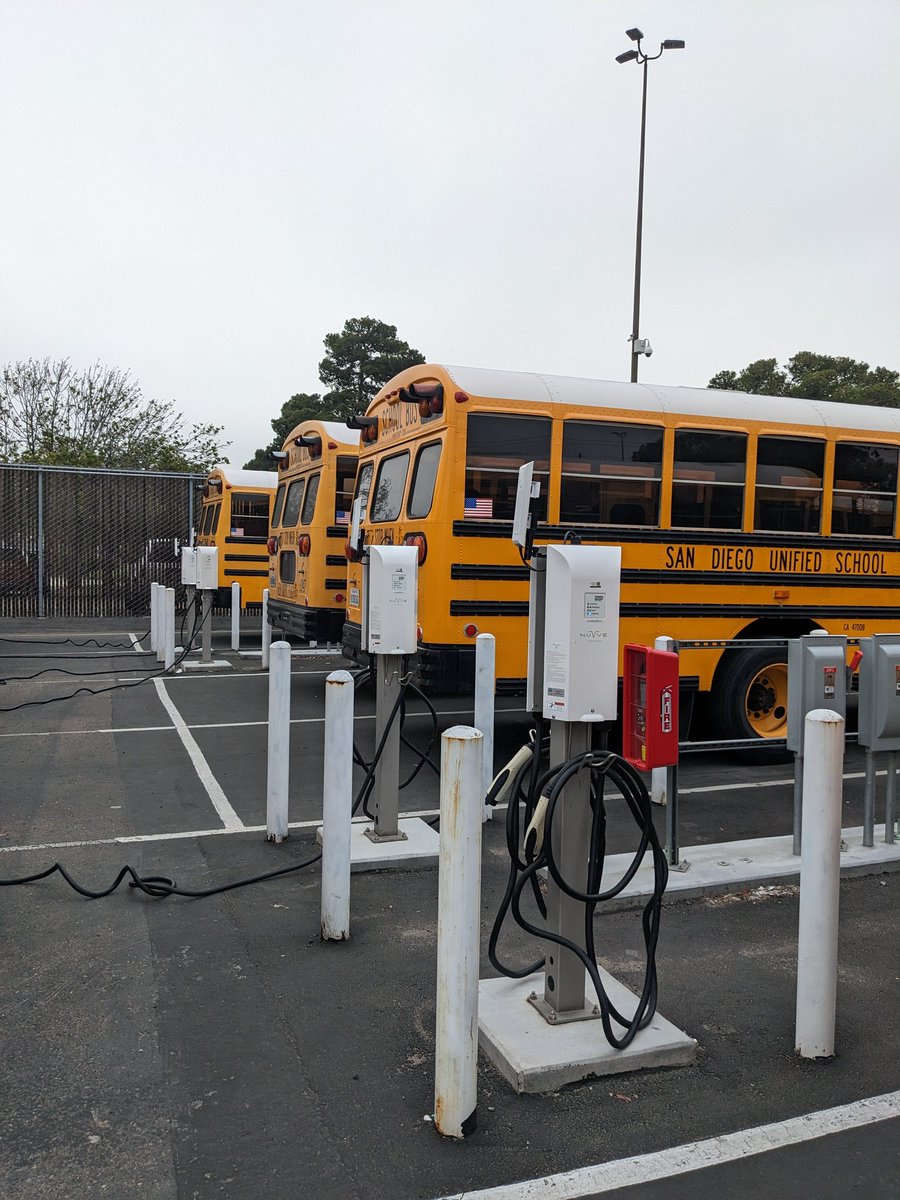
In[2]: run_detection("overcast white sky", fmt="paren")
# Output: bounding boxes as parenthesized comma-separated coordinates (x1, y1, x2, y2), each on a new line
(2, 0, 898, 467)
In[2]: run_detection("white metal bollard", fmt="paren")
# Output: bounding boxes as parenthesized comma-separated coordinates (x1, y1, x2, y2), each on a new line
(164, 587, 176, 670)
(155, 583, 166, 663)
(231, 581, 241, 651)
(434, 725, 484, 1139)
(150, 581, 159, 652)
(320, 670, 355, 941)
(261, 588, 272, 671)
(266, 640, 291, 842)
(474, 633, 496, 822)
(795, 708, 844, 1059)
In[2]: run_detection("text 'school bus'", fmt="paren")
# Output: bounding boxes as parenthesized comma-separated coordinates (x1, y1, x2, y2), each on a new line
(266, 420, 360, 642)
(341, 363, 900, 744)
(196, 465, 277, 607)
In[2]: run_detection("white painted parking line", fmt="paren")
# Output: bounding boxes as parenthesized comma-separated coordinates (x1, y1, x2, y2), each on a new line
(435, 1090, 900, 1200)
(152, 678, 245, 832)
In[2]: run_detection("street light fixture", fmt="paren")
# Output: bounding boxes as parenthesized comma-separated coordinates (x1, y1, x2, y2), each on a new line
(616, 29, 685, 382)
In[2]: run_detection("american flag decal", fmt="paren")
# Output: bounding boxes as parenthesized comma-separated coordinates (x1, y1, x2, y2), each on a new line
(464, 497, 493, 518)
(335, 510, 350, 525)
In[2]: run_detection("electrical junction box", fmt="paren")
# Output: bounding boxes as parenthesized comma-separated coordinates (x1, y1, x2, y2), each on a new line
(622, 644, 680, 770)
(180, 546, 197, 586)
(366, 545, 418, 656)
(195, 546, 219, 591)
(786, 633, 847, 754)
(857, 634, 900, 751)
(542, 544, 621, 722)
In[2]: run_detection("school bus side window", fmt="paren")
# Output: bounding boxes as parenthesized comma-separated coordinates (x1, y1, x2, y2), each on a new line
(354, 462, 374, 521)
(301, 473, 320, 525)
(370, 452, 410, 522)
(755, 437, 824, 533)
(671, 430, 746, 530)
(465, 414, 550, 520)
(831, 442, 898, 536)
(230, 492, 269, 538)
(281, 478, 305, 528)
(560, 421, 663, 526)
(210, 503, 221, 535)
(407, 441, 442, 519)
(335, 456, 357, 525)
(200, 505, 213, 535)
(271, 483, 287, 529)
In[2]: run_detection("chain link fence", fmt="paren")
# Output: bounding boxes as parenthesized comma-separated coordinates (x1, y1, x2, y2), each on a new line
(0, 463, 202, 618)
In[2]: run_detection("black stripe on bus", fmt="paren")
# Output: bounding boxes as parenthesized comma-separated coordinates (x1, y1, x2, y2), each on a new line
(325, 579, 346, 590)
(620, 570, 900, 589)
(326, 555, 347, 567)
(450, 601, 530, 617)
(224, 553, 269, 563)
(224, 569, 270, 578)
(451, 519, 900, 553)
(451, 564, 530, 581)
(224, 535, 269, 545)
(617, 603, 898, 621)
(327, 525, 350, 538)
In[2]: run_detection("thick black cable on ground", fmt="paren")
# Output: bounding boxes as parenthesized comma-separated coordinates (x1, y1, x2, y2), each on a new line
(486, 724, 667, 1050)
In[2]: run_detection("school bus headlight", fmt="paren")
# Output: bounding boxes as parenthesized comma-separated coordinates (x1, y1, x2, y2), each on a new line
(402, 532, 427, 565)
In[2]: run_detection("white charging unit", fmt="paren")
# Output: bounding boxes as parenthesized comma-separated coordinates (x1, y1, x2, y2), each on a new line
(542, 544, 621, 722)
(181, 546, 198, 586)
(195, 546, 218, 591)
(366, 545, 418, 656)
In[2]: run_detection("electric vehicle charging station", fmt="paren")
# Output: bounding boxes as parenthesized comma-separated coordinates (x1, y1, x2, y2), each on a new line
(180, 545, 229, 668)
(477, 464, 695, 1092)
(317, 504, 439, 870)
(787, 632, 847, 853)
(856, 633, 900, 846)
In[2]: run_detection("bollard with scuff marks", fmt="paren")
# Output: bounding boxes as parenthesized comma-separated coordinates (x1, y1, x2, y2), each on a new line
(320, 670, 354, 941)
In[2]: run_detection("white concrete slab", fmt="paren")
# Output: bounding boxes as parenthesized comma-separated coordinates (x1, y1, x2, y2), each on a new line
(180, 659, 231, 670)
(479, 967, 696, 1094)
(316, 815, 440, 872)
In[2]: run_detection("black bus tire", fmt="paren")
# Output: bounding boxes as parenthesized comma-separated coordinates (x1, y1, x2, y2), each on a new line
(710, 646, 791, 761)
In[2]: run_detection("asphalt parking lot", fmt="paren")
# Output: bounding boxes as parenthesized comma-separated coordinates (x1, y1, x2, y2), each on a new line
(1, 619, 897, 1199)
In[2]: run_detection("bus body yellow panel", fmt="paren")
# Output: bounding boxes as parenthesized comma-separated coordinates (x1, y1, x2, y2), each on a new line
(267, 420, 360, 642)
(342, 364, 900, 742)
(196, 465, 276, 607)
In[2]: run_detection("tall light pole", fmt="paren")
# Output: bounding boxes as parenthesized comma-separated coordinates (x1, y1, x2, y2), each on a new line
(616, 28, 685, 382)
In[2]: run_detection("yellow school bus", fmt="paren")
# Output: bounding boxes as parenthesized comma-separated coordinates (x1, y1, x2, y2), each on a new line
(196, 465, 277, 607)
(266, 420, 360, 642)
(342, 363, 900, 742)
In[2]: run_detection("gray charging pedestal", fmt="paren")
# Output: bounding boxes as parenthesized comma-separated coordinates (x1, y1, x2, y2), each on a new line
(857, 634, 900, 846)
(478, 538, 695, 1092)
(787, 633, 847, 854)
(318, 546, 439, 871)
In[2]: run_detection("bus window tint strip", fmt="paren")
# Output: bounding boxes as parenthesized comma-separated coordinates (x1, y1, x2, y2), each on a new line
(465, 413, 551, 520)
(301, 473, 320, 525)
(671, 429, 747, 530)
(370, 452, 410, 523)
(755, 436, 825, 533)
(560, 420, 663, 526)
(407, 440, 442, 519)
(281, 478, 305, 527)
(832, 442, 898, 536)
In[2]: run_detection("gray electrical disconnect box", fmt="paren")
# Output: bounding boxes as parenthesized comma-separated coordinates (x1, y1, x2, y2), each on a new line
(786, 633, 847, 754)
(857, 634, 900, 751)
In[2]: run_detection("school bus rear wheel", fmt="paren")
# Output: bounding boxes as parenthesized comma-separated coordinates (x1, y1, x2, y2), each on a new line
(711, 646, 791, 755)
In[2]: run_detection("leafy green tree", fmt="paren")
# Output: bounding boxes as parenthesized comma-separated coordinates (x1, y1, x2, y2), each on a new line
(318, 316, 425, 421)
(709, 352, 900, 407)
(243, 392, 327, 468)
(0, 357, 227, 471)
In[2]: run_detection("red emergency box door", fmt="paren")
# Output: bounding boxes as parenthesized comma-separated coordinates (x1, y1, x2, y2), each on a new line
(622, 644, 679, 770)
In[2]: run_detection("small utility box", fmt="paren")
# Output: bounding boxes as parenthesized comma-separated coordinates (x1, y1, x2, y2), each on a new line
(857, 634, 900, 751)
(366, 545, 418, 656)
(180, 546, 197, 586)
(787, 633, 847, 754)
(542, 544, 621, 722)
(622, 643, 679, 770)
(195, 546, 218, 591)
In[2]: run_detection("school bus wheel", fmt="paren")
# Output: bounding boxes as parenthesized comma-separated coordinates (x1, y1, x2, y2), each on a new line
(711, 646, 790, 743)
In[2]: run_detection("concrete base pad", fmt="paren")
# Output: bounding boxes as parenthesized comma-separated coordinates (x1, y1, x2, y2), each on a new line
(181, 658, 231, 669)
(316, 816, 440, 872)
(479, 967, 696, 1093)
